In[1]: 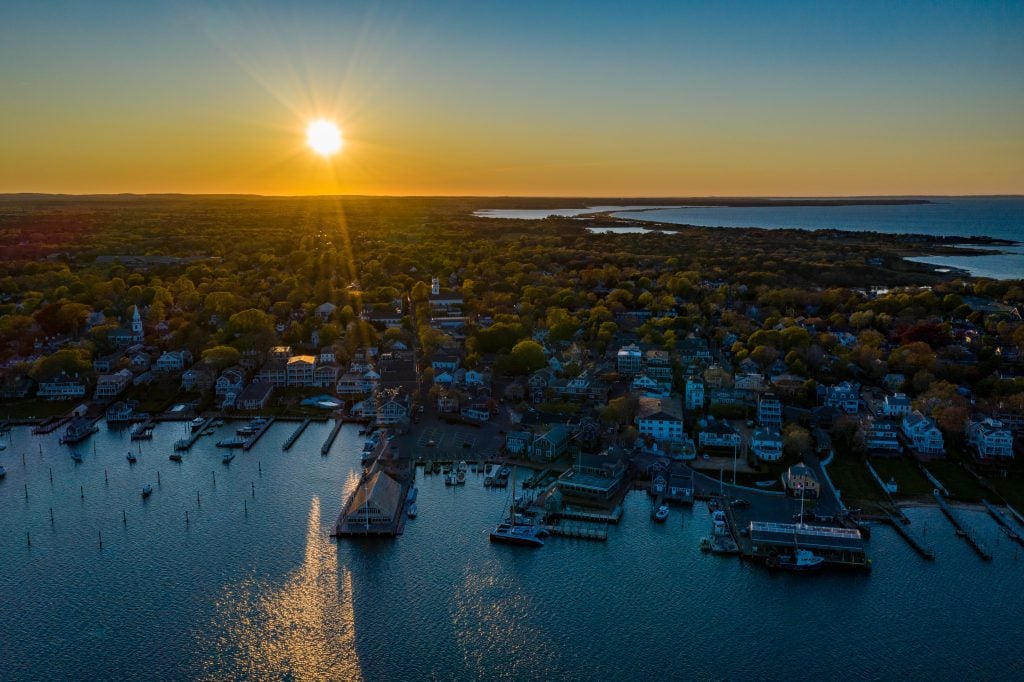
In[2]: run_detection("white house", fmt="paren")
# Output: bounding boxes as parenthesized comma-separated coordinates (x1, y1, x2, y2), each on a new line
(751, 427, 783, 462)
(685, 377, 705, 411)
(825, 381, 860, 414)
(314, 302, 337, 321)
(966, 418, 1014, 460)
(336, 372, 376, 396)
(883, 393, 912, 418)
(155, 350, 192, 373)
(376, 399, 408, 426)
(286, 355, 316, 386)
(636, 396, 685, 444)
(433, 370, 456, 386)
(632, 374, 669, 397)
(864, 420, 902, 453)
(757, 393, 782, 428)
(94, 369, 133, 399)
(902, 410, 945, 456)
(216, 366, 246, 398)
(616, 344, 643, 375)
(430, 354, 460, 372)
(37, 372, 87, 400)
(699, 420, 741, 450)
(460, 404, 490, 422)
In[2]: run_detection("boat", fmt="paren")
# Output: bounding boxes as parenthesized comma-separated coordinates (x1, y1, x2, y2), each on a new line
(71, 452, 83, 463)
(0, 442, 7, 451)
(211, 419, 225, 427)
(407, 502, 418, 518)
(216, 437, 246, 448)
(141, 484, 153, 498)
(445, 469, 457, 486)
(222, 452, 236, 464)
(126, 451, 137, 464)
(700, 537, 713, 552)
(768, 549, 825, 571)
(202, 428, 215, 436)
(431, 461, 441, 474)
(653, 505, 669, 522)
(489, 465, 546, 548)
(407, 487, 418, 504)
(456, 469, 466, 485)
(169, 453, 182, 462)
(190, 417, 206, 431)
(236, 425, 257, 437)
(457, 460, 468, 472)
(0, 465, 6, 478)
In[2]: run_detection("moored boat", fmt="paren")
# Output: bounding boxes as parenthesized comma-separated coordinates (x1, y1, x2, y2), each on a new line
(126, 451, 137, 464)
(653, 505, 669, 522)
(141, 484, 153, 497)
(407, 502, 418, 518)
(71, 452, 83, 463)
(456, 469, 466, 485)
(0, 465, 6, 478)
(767, 549, 824, 571)
(169, 453, 182, 462)
(190, 417, 206, 431)
(222, 451, 236, 464)
(216, 437, 246, 448)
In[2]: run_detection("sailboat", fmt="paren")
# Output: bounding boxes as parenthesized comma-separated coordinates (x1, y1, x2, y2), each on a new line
(769, 484, 824, 571)
(489, 466, 547, 548)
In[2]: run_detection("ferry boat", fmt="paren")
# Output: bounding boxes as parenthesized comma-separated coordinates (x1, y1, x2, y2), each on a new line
(653, 505, 669, 522)
(126, 451, 137, 464)
(768, 549, 824, 572)
(169, 453, 182, 462)
(190, 417, 206, 431)
(141, 484, 153, 498)
(222, 452, 236, 464)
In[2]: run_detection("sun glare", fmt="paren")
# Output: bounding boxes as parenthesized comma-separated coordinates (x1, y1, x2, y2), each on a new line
(306, 120, 342, 157)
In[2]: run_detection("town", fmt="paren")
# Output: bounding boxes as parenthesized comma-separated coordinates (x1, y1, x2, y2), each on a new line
(1, 195, 1023, 569)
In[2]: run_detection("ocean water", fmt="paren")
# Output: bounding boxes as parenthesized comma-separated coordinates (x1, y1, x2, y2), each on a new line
(2, 421, 1024, 680)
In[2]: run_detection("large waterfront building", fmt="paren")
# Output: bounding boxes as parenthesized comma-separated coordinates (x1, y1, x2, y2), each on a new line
(636, 396, 685, 445)
(757, 393, 782, 429)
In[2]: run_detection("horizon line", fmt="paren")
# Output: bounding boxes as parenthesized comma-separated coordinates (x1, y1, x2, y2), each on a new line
(1, 192, 1022, 200)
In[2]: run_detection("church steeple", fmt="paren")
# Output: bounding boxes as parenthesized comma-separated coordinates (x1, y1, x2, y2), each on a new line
(431, 276, 440, 296)
(131, 305, 143, 341)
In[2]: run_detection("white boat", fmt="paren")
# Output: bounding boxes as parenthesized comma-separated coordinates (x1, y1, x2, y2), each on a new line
(490, 467, 547, 548)
(407, 502, 418, 518)
(445, 470, 457, 486)
(769, 549, 825, 571)
(653, 505, 669, 522)
(141, 484, 153, 497)
(456, 469, 466, 485)
(190, 417, 206, 431)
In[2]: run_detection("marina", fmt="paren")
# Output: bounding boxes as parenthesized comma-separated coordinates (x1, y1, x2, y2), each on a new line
(281, 418, 312, 451)
(934, 491, 992, 561)
(172, 417, 212, 451)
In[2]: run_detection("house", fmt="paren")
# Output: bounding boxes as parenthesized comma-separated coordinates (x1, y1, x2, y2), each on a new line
(616, 344, 643, 375)
(286, 355, 316, 386)
(155, 350, 193, 373)
(734, 373, 764, 392)
(0, 374, 35, 400)
(437, 390, 459, 413)
(757, 393, 783, 429)
(698, 420, 741, 451)
(463, 368, 490, 387)
(216, 366, 246, 398)
(556, 450, 625, 502)
(966, 418, 1014, 460)
(236, 382, 273, 411)
(105, 401, 137, 423)
(361, 310, 403, 329)
(37, 372, 87, 400)
(751, 427, 784, 462)
(631, 374, 668, 397)
(505, 430, 533, 456)
(883, 373, 906, 392)
(528, 368, 557, 402)
(94, 369, 133, 400)
(93, 352, 124, 373)
(256, 360, 287, 387)
(883, 393, 912, 418)
(678, 337, 712, 364)
(318, 348, 337, 365)
(703, 364, 732, 389)
(181, 366, 214, 393)
(636, 396, 685, 445)
(376, 398, 408, 426)
(313, 363, 340, 388)
(269, 346, 293, 360)
(863, 420, 902, 453)
(551, 372, 606, 402)
(428, 276, 464, 311)
(129, 351, 152, 371)
(531, 425, 571, 461)
(824, 381, 860, 414)
(461, 404, 490, 422)
(902, 411, 945, 456)
(644, 350, 673, 384)
(685, 377, 705, 411)
(430, 354, 460, 372)
(314, 302, 337, 321)
(783, 463, 820, 499)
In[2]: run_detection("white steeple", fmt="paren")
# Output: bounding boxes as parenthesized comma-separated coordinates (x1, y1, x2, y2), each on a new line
(131, 305, 143, 340)
(431, 276, 440, 296)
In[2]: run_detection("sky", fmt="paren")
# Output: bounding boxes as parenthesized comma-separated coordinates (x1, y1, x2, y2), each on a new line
(1, 0, 1022, 196)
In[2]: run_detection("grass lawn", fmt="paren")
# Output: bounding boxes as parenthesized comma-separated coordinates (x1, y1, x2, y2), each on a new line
(990, 478, 1024, 511)
(825, 452, 889, 507)
(921, 459, 987, 502)
(127, 380, 184, 413)
(0, 399, 75, 420)
(871, 458, 933, 498)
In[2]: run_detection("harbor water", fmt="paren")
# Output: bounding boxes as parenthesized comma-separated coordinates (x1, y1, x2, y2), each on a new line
(2, 421, 1023, 680)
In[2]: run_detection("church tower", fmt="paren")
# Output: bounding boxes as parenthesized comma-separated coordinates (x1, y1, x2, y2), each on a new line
(431, 276, 440, 295)
(131, 305, 143, 342)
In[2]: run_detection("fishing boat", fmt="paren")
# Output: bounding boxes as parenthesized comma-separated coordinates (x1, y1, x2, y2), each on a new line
(222, 452, 236, 464)
(141, 484, 153, 498)
(653, 505, 669, 522)
(489, 466, 547, 548)
(71, 452, 84, 463)
(407, 502, 418, 518)
(169, 453, 182, 462)
(126, 451, 137, 464)
(768, 549, 825, 571)
(190, 417, 206, 431)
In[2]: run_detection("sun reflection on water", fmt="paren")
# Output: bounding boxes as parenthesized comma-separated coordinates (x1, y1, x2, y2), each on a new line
(198, 497, 361, 680)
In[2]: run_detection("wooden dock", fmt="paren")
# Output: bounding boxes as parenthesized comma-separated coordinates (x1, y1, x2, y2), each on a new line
(556, 505, 623, 524)
(321, 418, 344, 455)
(242, 417, 275, 451)
(33, 415, 70, 435)
(934, 491, 992, 561)
(282, 418, 311, 451)
(981, 500, 1024, 547)
(130, 418, 155, 440)
(173, 418, 211, 451)
(545, 521, 608, 541)
(881, 515, 935, 560)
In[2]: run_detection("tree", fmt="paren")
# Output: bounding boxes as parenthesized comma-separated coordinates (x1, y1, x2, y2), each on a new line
(783, 424, 812, 457)
(509, 339, 547, 375)
(30, 348, 92, 380)
(201, 345, 241, 370)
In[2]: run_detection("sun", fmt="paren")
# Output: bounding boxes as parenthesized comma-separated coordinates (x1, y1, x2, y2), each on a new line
(306, 119, 342, 157)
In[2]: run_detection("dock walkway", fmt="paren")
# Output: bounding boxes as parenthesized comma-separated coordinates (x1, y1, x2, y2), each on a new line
(242, 417, 275, 451)
(545, 522, 608, 541)
(173, 418, 211, 451)
(934, 491, 992, 561)
(321, 418, 344, 455)
(881, 515, 935, 560)
(282, 418, 311, 451)
(981, 499, 1024, 547)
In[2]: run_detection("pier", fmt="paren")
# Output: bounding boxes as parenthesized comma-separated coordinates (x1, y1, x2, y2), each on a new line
(981, 500, 1024, 547)
(933, 491, 992, 561)
(282, 418, 311, 451)
(33, 415, 70, 435)
(545, 521, 608, 541)
(554, 505, 623, 524)
(130, 418, 155, 440)
(321, 418, 344, 455)
(242, 417, 275, 451)
(173, 418, 211, 451)
(880, 515, 935, 560)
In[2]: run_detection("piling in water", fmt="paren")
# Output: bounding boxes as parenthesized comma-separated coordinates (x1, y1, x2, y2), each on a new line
(50, 507, 54, 525)
(185, 510, 190, 525)
(123, 510, 127, 525)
